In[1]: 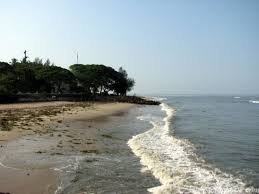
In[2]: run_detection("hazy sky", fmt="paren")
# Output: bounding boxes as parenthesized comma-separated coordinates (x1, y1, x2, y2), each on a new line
(0, 0, 258, 95)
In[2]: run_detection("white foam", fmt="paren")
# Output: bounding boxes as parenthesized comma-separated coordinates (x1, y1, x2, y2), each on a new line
(249, 100, 259, 104)
(128, 103, 252, 194)
(53, 155, 85, 194)
(234, 96, 241, 99)
(0, 162, 22, 170)
(150, 96, 167, 101)
(54, 186, 63, 194)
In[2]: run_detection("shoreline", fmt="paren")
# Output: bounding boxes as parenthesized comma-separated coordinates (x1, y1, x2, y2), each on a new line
(0, 101, 137, 144)
(0, 101, 137, 194)
(128, 100, 254, 193)
(0, 95, 160, 105)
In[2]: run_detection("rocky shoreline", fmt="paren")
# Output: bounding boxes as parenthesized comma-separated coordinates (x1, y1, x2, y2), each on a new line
(94, 96, 160, 105)
(0, 94, 160, 105)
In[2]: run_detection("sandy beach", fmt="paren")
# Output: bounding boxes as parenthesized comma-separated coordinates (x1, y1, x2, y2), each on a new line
(0, 101, 135, 194)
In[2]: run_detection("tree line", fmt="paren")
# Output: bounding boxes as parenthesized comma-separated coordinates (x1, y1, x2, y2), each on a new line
(0, 57, 135, 96)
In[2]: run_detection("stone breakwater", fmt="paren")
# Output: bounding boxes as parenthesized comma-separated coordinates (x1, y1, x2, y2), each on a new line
(94, 96, 161, 105)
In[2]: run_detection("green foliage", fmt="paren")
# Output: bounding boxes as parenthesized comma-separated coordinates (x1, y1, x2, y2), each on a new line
(0, 62, 16, 94)
(33, 57, 43, 65)
(70, 64, 135, 96)
(70, 64, 114, 95)
(10, 58, 18, 65)
(35, 65, 76, 93)
(0, 56, 135, 96)
(14, 63, 39, 93)
(113, 67, 135, 95)
(44, 59, 51, 66)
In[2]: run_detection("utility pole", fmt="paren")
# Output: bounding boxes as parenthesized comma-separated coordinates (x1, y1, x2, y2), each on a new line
(76, 52, 79, 64)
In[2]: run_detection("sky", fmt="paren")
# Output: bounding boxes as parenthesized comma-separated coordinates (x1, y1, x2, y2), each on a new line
(0, 0, 259, 95)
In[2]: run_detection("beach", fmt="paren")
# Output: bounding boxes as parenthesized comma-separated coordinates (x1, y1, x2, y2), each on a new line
(1, 97, 258, 194)
(0, 101, 138, 194)
(1, 0, 258, 193)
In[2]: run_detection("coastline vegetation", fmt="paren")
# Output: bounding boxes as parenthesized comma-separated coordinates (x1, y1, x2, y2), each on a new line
(0, 56, 135, 98)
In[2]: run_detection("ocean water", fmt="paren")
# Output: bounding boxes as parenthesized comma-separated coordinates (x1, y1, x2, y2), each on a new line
(61, 106, 160, 194)
(43, 95, 259, 193)
(129, 95, 259, 194)
(2, 96, 258, 193)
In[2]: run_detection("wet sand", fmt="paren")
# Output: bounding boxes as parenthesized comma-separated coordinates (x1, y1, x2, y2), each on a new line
(0, 167, 58, 194)
(0, 101, 135, 194)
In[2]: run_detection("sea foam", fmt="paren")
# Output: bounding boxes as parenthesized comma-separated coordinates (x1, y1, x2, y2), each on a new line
(249, 100, 259, 104)
(150, 96, 168, 101)
(128, 103, 252, 194)
(53, 155, 85, 194)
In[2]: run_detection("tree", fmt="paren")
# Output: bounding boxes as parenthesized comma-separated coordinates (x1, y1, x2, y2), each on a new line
(119, 67, 128, 78)
(0, 62, 16, 94)
(1, 55, 136, 97)
(126, 78, 135, 92)
(35, 65, 76, 93)
(70, 64, 135, 96)
(114, 67, 135, 95)
(70, 64, 100, 95)
(70, 64, 117, 95)
(44, 59, 51, 66)
(14, 63, 38, 93)
(10, 58, 18, 65)
(33, 57, 43, 65)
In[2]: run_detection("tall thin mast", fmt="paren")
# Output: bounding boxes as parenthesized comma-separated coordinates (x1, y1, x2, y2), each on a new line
(24, 50, 28, 63)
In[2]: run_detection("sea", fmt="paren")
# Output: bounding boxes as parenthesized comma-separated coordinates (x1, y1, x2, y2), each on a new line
(128, 95, 259, 194)
(1, 96, 258, 193)
(57, 95, 259, 193)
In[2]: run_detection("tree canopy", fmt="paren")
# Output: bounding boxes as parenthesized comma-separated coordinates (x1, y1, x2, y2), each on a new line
(69, 64, 135, 96)
(0, 57, 135, 96)
(0, 62, 16, 94)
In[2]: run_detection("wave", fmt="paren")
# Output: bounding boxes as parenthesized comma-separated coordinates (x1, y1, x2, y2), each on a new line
(249, 100, 259, 104)
(128, 103, 252, 194)
(52, 155, 85, 194)
(0, 161, 23, 170)
(234, 96, 241, 99)
(149, 96, 167, 101)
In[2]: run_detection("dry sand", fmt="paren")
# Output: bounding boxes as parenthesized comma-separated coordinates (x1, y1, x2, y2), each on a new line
(0, 101, 76, 143)
(0, 101, 74, 111)
(0, 101, 135, 194)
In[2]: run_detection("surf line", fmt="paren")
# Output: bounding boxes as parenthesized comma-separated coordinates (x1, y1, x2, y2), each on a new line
(0, 161, 23, 170)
